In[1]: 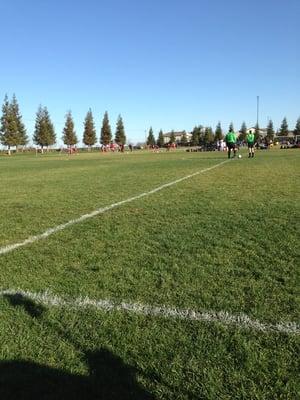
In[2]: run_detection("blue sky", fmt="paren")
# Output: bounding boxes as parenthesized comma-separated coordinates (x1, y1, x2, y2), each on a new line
(0, 0, 299, 144)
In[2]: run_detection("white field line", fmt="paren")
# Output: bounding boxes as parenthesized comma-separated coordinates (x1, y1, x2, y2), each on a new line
(0, 159, 229, 256)
(1, 288, 299, 335)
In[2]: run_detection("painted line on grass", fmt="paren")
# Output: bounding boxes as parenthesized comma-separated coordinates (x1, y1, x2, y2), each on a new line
(1, 288, 299, 335)
(0, 159, 229, 256)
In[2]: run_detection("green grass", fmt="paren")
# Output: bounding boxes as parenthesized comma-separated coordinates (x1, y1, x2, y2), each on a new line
(0, 148, 299, 399)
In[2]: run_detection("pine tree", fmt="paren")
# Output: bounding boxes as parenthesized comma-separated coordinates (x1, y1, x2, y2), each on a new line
(169, 130, 176, 144)
(146, 127, 155, 146)
(228, 122, 234, 132)
(0, 95, 19, 154)
(254, 123, 261, 142)
(215, 122, 223, 141)
(266, 119, 275, 142)
(114, 115, 126, 145)
(11, 94, 28, 148)
(83, 109, 96, 149)
(33, 106, 56, 152)
(62, 111, 77, 148)
(203, 127, 214, 145)
(279, 117, 289, 136)
(181, 131, 188, 146)
(293, 117, 300, 138)
(191, 126, 202, 146)
(239, 122, 247, 142)
(157, 130, 164, 147)
(100, 111, 112, 145)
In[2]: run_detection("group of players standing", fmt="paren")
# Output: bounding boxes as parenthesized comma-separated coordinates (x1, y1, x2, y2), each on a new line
(225, 129, 255, 159)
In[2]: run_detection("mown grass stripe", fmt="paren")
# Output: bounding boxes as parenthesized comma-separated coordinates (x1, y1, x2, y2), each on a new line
(0, 159, 229, 256)
(1, 289, 299, 335)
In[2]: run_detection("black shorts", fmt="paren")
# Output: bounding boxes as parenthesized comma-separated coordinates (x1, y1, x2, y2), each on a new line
(227, 143, 236, 150)
(247, 143, 254, 149)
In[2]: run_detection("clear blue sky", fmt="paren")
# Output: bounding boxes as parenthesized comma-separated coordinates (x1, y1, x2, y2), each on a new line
(0, 0, 299, 145)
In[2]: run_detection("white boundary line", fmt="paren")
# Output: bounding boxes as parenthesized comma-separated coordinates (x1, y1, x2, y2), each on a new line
(0, 159, 229, 255)
(1, 288, 299, 335)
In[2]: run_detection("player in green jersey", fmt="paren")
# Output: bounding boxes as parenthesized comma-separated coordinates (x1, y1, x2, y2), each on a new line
(225, 128, 237, 159)
(247, 130, 255, 158)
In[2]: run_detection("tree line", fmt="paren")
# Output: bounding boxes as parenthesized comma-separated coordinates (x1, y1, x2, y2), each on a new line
(0, 95, 126, 153)
(146, 117, 300, 147)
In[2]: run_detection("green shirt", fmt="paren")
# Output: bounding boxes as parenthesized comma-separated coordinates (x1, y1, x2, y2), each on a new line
(247, 133, 255, 143)
(225, 132, 236, 144)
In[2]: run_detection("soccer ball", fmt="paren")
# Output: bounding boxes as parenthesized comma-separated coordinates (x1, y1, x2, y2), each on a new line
(238, 154, 242, 159)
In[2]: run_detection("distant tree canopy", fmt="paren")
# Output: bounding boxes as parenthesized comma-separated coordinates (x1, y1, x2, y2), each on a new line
(293, 117, 300, 137)
(33, 105, 56, 150)
(180, 131, 188, 146)
(228, 122, 234, 132)
(100, 111, 112, 145)
(254, 123, 261, 142)
(279, 117, 289, 136)
(146, 127, 155, 146)
(62, 111, 78, 147)
(0, 94, 28, 152)
(203, 127, 214, 144)
(266, 119, 275, 141)
(83, 109, 97, 148)
(169, 130, 176, 144)
(191, 125, 202, 146)
(157, 130, 164, 147)
(114, 115, 126, 145)
(239, 122, 247, 141)
(215, 122, 223, 141)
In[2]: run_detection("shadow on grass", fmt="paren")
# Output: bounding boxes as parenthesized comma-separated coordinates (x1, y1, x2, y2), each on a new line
(1, 294, 154, 400)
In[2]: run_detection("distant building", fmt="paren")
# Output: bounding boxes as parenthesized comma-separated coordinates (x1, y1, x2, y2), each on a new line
(163, 131, 192, 144)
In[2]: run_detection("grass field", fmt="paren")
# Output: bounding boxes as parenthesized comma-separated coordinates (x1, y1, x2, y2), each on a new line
(0, 148, 299, 399)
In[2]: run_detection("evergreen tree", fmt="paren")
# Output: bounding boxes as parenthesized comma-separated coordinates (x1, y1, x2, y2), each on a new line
(157, 130, 164, 147)
(293, 117, 300, 138)
(100, 111, 112, 145)
(191, 126, 202, 146)
(0, 95, 19, 154)
(146, 127, 155, 146)
(33, 105, 56, 152)
(114, 115, 126, 145)
(62, 111, 77, 148)
(266, 119, 275, 142)
(279, 117, 289, 136)
(239, 122, 247, 142)
(228, 122, 234, 132)
(11, 94, 28, 147)
(169, 130, 176, 144)
(203, 127, 214, 144)
(215, 122, 223, 141)
(181, 131, 188, 146)
(254, 123, 261, 142)
(83, 109, 96, 149)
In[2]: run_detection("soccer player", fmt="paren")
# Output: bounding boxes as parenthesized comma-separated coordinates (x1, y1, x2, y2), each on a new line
(225, 127, 237, 159)
(247, 130, 255, 158)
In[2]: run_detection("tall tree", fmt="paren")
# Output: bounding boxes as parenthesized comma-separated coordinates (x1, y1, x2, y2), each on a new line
(181, 131, 188, 146)
(239, 122, 247, 142)
(114, 115, 126, 145)
(62, 111, 77, 148)
(254, 123, 261, 142)
(11, 94, 28, 148)
(293, 117, 300, 138)
(146, 127, 155, 146)
(215, 122, 223, 141)
(279, 117, 289, 136)
(266, 119, 275, 142)
(203, 127, 214, 144)
(228, 122, 234, 132)
(0, 95, 19, 154)
(33, 105, 56, 152)
(157, 129, 164, 147)
(100, 111, 112, 145)
(169, 130, 176, 144)
(191, 125, 202, 146)
(83, 109, 96, 149)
